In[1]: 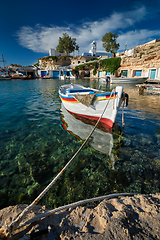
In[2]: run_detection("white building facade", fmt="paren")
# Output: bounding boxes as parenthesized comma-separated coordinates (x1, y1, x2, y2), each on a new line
(82, 41, 110, 58)
(49, 48, 65, 56)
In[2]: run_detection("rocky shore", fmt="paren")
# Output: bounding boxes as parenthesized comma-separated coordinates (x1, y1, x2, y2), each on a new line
(0, 193, 160, 239)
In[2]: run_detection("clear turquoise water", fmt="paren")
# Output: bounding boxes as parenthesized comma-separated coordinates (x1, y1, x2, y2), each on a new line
(0, 78, 160, 209)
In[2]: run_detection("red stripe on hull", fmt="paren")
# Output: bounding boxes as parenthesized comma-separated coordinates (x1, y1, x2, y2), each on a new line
(67, 109, 114, 128)
(60, 96, 78, 102)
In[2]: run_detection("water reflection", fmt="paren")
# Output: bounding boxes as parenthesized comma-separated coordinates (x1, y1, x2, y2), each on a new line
(60, 103, 123, 169)
(60, 104, 113, 155)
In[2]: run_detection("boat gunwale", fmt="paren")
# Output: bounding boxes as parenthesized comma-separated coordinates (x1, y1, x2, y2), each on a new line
(59, 88, 118, 99)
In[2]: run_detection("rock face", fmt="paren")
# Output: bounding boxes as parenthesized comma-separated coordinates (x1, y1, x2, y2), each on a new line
(0, 194, 160, 239)
(38, 56, 71, 70)
(118, 40, 160, 78)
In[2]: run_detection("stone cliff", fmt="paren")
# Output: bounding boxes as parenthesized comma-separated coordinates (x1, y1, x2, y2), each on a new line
(38, 56, 71, 70)
(118, 40, 160, 77)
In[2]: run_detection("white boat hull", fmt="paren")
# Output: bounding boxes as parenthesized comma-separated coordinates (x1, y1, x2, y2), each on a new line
(59, 84, 124, 128)
(111, 77, 147, 84)
(59, 75, 66, 80)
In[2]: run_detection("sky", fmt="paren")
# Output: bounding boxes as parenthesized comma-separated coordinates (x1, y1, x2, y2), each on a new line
(1, 0, 160, 66)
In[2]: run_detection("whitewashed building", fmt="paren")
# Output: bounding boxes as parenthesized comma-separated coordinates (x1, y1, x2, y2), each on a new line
(49, 48, 65, 56)
(82, 41, 110, 58)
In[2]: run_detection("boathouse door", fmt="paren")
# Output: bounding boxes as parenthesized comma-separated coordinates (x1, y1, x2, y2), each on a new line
(98, 71, 102, 77)
(150, 69, 156, 79)
(106, 71, 111, 76)
(121, 70, 128, 77)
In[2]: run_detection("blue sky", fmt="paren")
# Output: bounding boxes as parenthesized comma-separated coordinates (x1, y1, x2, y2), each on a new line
(1, 0, 160, 66)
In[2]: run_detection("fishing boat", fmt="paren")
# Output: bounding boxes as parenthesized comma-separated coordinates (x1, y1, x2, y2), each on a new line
(0, 72, 11, 80)
(136, 83, 160, 95)
(59, 83, 128, 128)
(10, 73, 22, 79)
(99, 76, 110, 83)
(21, 75, 32, 80)
(110, 77, 147, 84)
(69, 74, 77, 79)
(59, 74, 66, 80)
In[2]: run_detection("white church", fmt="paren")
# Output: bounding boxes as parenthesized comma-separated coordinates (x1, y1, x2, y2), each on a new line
(82, 41, 110, 57)
(49, 41, 110, 58)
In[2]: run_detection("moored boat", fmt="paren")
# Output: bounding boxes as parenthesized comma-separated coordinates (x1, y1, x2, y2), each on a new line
(110, 77, 147, 84)
(59, 74, 66, 80)
(10, 73, 22, 79)
(136, 83, 160, 95)
(0, 74, 11, 80)
(21, 75, 32, 80)
(59, 83, 128, 128)
(99, 76, 111, 85)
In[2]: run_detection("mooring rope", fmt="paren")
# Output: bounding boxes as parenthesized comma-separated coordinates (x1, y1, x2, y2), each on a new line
(113, 88, 116, 109)
(18, 192, 136, 229)
(122, 92, 126, 127)
(0, 89, 115, 238)
(122, 100, 125, 127)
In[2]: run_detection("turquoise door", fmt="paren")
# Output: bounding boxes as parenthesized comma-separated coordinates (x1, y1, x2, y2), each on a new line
(98, 71, 102, 77)
(106, 71, 111, 75)
(150, 69, 156, 79)
(135, 70, 142, 76)
(122, 70, 128, 77)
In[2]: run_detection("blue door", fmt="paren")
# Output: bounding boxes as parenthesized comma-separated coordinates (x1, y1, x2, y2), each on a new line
(150, 69, 156, 79)
(122, 70, 128, 77)
(98, 71, 102, 77)
(135, 70, 142, 76)
(41, 71, 47, 77)
(53, 71, 59, 78)
(106, 71, 111, 75)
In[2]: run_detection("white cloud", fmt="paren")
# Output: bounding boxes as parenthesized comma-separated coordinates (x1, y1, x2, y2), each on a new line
(16, 5, 160, 54)
(118, 29, 160, 50)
